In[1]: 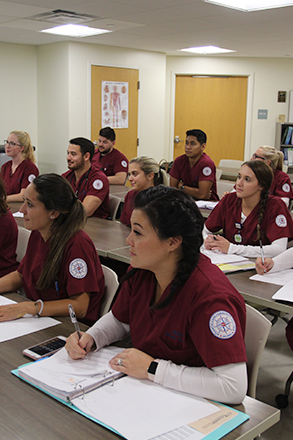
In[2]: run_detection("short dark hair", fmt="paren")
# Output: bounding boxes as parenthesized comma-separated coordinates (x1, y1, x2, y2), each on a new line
(186, 129, 207, 145)
(69, 137, 95, 161)
(99, 127, 116, 142)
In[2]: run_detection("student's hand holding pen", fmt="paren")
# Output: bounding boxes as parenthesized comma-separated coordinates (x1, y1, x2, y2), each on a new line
(255, 257, 274, 275)
(204, 235, 230, 254)
(65, 332, 94, 359)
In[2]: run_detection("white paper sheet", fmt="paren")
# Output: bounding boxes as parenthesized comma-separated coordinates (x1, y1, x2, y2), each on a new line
(249, 269, 293, 286)
(12, 211, 24, 218)
(0, 295, 61, 342)
(73, 376, 219, 440)
(201, 249, 248, 265)
(196, 201, 218, 210)
(272, 280, 293, 302)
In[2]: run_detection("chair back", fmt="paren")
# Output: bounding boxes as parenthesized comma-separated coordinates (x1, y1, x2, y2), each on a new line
(245, 304, 272, 398)
(16, 227, 31, 262)
(216, 168, 223, 180)
(100, 265, 119, 316)
(109, 194, 121, 221)
(217, 180, 235, 199)
(218, 159, 243, 169)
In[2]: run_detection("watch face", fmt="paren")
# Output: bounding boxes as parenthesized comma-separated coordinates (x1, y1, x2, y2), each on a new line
(148, 361, 158, 375)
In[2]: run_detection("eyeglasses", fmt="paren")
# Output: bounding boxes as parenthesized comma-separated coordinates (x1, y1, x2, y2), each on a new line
(252, 153, 266, 160)
(4, 140, 21, 147)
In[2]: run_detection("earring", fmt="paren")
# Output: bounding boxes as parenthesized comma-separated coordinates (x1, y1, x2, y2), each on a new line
(50, 215, 54, 219)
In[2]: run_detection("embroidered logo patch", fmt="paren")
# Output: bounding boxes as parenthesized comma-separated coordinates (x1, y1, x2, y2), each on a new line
(28, 174, 36, 182)
(209, 311, 236, 339)
(121, 160, 128, 168)
(282, 183, 290, 193)
(202, 167, 212, 176)
(275, 214, 287, 227)
(93, 179, 103, 190)
(69, 258, 88, 279)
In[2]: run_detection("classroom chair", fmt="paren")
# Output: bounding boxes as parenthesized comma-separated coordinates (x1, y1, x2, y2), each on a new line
(245, 303, 272, 399)
(217, 180, 235, 199)
(100, 265, 119, 316)
(109, 194, 121, 221)
(216, 168, 222, 181)
(16, 226, 31, 262)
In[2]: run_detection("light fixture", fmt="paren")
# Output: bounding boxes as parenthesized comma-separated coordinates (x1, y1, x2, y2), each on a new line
(40, 24, 111, 38)
(180, 46, 236, 54)
(203, 0, 293, 12)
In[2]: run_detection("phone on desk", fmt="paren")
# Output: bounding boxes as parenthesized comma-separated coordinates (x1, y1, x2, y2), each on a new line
(22, 336, 67, 360)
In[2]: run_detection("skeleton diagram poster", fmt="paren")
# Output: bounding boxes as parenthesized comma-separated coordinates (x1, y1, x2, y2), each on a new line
(101, 81, 129, 128)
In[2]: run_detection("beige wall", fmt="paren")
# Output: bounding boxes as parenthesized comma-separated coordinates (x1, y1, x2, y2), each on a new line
(2, 41, 293, 174)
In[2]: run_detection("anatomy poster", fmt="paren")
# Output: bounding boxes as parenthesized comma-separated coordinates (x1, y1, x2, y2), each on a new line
(101, 81, 129, 128)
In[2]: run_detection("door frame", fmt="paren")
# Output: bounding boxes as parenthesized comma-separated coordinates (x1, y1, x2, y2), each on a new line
(168, 70, 255, 162)
(87, 62, 140, 154)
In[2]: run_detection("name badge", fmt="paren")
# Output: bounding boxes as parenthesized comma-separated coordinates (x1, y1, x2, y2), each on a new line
(234, 233, 242, 243)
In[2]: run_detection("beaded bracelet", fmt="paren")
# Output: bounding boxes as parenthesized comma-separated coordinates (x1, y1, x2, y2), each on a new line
(35, 299, 44, 317)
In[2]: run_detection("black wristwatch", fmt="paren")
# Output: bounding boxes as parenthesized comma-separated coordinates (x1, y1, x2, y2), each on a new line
(180, 184, 185, 191)
(147, 361, 158, 377)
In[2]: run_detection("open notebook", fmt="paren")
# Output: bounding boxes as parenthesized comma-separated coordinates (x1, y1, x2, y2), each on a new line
(13, 346, 249, 440)
(201, 249, 255, 274)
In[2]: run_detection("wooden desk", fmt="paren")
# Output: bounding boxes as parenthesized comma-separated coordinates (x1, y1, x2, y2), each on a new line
(0, 293, 280, 440)
(227, 270, 293, 315)
(110, 185, 131, 202)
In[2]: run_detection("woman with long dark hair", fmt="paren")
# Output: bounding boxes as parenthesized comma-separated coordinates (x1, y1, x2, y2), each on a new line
(0, 177, 18, 276)
(204, 160, 293, 257)
(0, 174, 104, 325)
(66, 186, 247, 404)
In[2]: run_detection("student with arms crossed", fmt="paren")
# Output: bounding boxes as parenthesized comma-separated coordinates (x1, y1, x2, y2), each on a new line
(170, 129, 219, 201)
(0, 174, 104, 326)
(92, 127, 128, 185)
(62, 137, 109, 219)
(204, 160, 293, 257)
(120, 156, 168, 227)
(66, 186, 247, 404)
(0, 176, 19, 276)
(1, 131, 39, 202)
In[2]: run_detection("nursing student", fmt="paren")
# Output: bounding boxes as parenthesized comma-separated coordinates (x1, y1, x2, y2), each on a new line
(66, 186, 247, 404)
(120, 156, 168, 227)
(204, 160, 293, 257)
(1, 131, 39, 202)
(0, 177, 18, 277)
(251, 145, 293, 207)
(0, 174, 104, 326)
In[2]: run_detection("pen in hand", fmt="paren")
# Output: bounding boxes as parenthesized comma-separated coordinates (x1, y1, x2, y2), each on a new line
(259, 239, 266, 274)
(68, 304, 87, 356)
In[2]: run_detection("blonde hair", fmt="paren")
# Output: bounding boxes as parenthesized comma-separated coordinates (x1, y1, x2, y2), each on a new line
(130, 156, 169, 186)
(10, 131, 36, 163)
(259, 145, 283, 171)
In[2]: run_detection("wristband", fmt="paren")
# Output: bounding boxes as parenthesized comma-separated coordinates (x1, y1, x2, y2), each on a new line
(180, 184, 185, 191)
(35, 299, 44, 317)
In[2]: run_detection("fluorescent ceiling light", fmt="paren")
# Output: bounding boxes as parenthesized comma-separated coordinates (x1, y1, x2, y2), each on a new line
(40, 24, 111, 37)
(203, 0, 293, 12)
(180, 46, 236, 54)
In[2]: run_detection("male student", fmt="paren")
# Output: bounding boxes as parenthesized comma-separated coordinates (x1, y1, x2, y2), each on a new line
(92, 127, 128, 185)
(62, 137, 110, 218)
(170, 129, 219, 201)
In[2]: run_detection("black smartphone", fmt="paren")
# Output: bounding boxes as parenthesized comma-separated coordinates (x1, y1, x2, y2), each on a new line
(22, 336, 67, 360)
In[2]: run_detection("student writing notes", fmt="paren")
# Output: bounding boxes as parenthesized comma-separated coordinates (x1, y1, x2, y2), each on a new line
(204, 160, 293, 257)
(0, 174, 104, 325)
(66, 186, 247, 404)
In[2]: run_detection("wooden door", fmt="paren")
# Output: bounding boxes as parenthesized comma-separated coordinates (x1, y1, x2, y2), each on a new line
(174, 76, 248, 166)
(91, 66, 139, 161)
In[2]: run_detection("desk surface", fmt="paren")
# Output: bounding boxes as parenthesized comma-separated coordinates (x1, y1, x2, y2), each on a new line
(0, 293, 280, 440)
(227, 270, 293, 315)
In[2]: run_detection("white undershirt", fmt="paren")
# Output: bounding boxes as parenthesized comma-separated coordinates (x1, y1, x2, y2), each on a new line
(86, 311, 247, 404)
